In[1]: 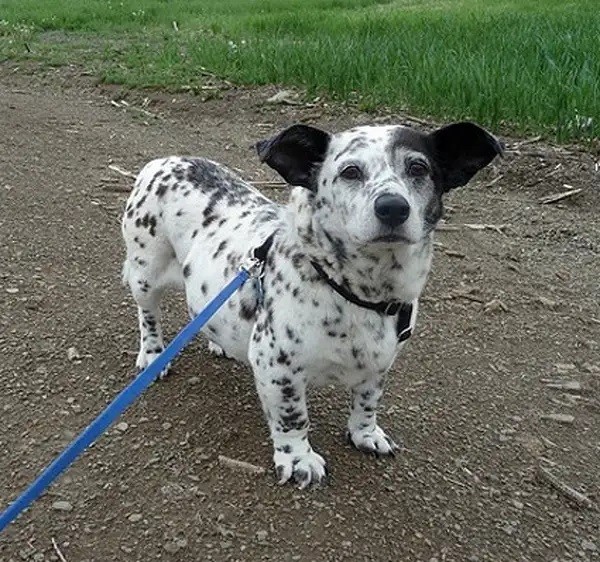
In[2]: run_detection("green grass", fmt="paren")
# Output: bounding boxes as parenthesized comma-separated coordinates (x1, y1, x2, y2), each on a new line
(1, 0, 599, 142)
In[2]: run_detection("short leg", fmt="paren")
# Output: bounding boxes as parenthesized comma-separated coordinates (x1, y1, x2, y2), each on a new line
(124, 261, 169, 377)
(347, 377, 398, 456)
(253, 366, 326, 488)
(135, 305, 165, 371)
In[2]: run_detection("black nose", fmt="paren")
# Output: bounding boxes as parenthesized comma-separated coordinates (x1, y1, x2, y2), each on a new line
(374, 194, 410, 227)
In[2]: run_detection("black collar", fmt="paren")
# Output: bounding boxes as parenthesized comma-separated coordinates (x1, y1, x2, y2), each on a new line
(310, 260, 411, 317)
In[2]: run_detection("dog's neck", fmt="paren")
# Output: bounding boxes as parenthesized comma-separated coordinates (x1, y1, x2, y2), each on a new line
(284, 190, 433, 304)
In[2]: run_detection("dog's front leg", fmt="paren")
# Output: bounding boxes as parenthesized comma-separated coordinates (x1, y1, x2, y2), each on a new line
(347, 377, 398, 456)
(251, 363, 326, 488)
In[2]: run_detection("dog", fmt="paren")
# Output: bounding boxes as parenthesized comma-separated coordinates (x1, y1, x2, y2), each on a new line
(121, 121, 502, 487)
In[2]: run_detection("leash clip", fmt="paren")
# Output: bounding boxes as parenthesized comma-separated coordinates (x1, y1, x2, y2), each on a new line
(240, 256, 263, 279)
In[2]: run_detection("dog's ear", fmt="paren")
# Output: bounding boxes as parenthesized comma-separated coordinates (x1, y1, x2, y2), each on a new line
(430, 122, 504, 192)
(255, 124, 331, 189)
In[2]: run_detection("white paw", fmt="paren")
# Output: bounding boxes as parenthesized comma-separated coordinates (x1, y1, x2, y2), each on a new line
(135, 348, 170, 379)
(208, 341, 226, 357)
(348, 425, 398, 457)
(274, 447, 327, 489)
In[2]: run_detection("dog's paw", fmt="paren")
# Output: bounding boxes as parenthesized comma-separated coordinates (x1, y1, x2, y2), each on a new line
(348, 425, 398, 457)
(274, 448, 327, 489)
(135, 348, 170, 379)
(208, 341, 228, 358)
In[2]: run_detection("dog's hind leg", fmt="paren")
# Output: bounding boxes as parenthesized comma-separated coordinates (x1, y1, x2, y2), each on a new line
(122, 245, 182, 377)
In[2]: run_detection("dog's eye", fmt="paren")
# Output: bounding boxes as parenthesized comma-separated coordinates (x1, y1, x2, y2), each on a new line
(340, 165, 363, 181)
(407, 162, 429, 177)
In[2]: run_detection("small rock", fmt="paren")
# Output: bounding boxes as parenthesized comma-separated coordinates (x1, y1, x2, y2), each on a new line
(484, 299, 508, 313)
(537, 296, 558, 308)
(511, 499, 524, 510)
(120, 546, 133, 553)
(256, 530, 268, 541)
(220, 541, 233, 549)
(582, 539, 597, 552)
(445, 250, 466, 258)
(6, 287, 19, 294)
(66, 347, 81, 361)
(115, 422, 129, 432)
(555, 362, 576, 373)
(582, 363, 600, 374)
(186, 377, 200, 385)
(128, 513, 143, 523)
(266, 90, 300, 105)
(163, 538, 187, 554)
(52, 500, 73, 512)
(540, 413, 574, 424)
(545, 380, 581, 392)
(162, 422, 172, 430)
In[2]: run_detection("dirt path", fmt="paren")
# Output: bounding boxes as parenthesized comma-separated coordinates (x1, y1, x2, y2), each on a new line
(1, 64, 599, 562)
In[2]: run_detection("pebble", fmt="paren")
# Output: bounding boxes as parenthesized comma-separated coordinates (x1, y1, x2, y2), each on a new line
(256, 530, 268, 541)
(128, 513, 143, 523)
(115, 422, 129, 432)
(6, 287, 19, 294)
(52, 500, 73, 512)
(537, 296, 558, 308)
(555, 363, 576, 373)
(164, 538, 187, 553)
(540, 413, 575, 424)
(582, 539, 597, 552)
(186, 376, 201, 385)
(67, 347, 81, 361)
(545, 380, 581, 392)
(511, 499, 524, 510)
(162, 422, 173, 430)
(266, 90, 298, 104)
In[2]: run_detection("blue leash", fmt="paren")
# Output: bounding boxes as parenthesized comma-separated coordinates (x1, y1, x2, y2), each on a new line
(0, 265, 254, 534)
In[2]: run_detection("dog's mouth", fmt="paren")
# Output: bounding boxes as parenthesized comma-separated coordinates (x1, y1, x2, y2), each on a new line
(372, 233, 416, 245)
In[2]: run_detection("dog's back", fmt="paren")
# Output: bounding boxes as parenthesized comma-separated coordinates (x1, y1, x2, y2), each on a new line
(121, 156, 283, 365)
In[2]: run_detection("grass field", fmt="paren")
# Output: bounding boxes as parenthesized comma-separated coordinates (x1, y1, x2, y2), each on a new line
(1, 0, 598, 142)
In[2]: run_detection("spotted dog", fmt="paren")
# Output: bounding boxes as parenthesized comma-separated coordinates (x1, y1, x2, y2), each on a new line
(122, 121, 502, 487)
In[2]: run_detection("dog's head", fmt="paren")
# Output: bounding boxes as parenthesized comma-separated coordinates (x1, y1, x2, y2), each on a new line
(256, 122, 502, 248)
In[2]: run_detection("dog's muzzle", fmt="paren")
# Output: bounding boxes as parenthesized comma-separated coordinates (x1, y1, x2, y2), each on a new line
(374, 194, 410, 227)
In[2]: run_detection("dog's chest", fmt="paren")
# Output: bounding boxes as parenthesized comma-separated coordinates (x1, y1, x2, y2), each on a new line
(310, 301, 398, 386)
(265, 265, 400, 387)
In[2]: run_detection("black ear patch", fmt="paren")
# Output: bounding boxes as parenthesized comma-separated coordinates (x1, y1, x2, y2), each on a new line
(430, 122, 503, 191)
(255, 124, 331, 190)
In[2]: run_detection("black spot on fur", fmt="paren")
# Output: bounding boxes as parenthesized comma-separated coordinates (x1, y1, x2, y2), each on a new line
(183, 264, 191, 278)
(277, 349, 290, 365)
(240, 301, 257, 320)
(156, 182, 168, 198)
(203, 215, 217, 228)
(212, 240, 228, 259)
